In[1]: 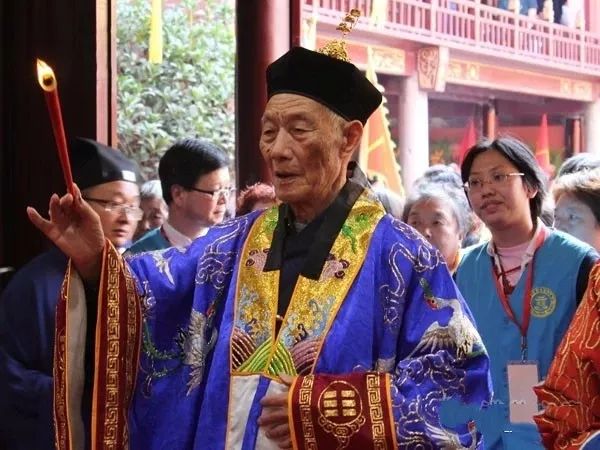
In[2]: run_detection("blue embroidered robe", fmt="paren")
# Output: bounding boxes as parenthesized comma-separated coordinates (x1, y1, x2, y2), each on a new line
(126, 195, 492, 449)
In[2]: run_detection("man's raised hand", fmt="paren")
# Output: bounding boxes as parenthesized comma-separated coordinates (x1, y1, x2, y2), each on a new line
(27, 183, 105, 282)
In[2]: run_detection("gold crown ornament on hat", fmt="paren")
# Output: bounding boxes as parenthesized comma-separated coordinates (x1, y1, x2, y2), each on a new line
(317, 9, 361, 62)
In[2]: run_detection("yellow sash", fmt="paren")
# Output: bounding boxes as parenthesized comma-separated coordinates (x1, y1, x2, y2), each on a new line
(231, 192, 385, 377)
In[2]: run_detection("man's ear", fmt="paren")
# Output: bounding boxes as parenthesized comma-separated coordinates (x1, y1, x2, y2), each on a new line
(341, 120, 364, 158)
(171, 185, 185, 206)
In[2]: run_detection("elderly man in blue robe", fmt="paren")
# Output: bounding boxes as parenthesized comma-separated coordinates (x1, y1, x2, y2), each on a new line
(27, 19, 492, 450)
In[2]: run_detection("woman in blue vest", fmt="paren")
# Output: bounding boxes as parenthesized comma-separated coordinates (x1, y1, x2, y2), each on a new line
(454, 137, 598, 449)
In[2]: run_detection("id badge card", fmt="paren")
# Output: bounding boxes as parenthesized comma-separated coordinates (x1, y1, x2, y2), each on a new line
(507, 360, 540, 424)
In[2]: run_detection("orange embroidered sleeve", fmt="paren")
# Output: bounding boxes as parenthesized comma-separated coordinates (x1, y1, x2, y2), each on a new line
(54, 242, 142, 450)
(534, 264, 600, 450)
(288, 372, 397, 450)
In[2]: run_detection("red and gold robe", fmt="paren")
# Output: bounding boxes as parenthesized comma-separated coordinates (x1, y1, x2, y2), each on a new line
(54, 243, 142, 450)
(534, 263, 600, 449)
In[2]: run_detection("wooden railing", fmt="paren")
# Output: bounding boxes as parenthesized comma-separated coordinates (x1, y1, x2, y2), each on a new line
(303, 0, 600, 75)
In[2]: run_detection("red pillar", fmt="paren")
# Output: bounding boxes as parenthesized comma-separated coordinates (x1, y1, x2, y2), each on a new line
(483, 100, 497, 140)
(566, 117, 583, 157)
(235, 0, 297, 189)
(291, 0, 302, 47)
(573, 118, 581, 154)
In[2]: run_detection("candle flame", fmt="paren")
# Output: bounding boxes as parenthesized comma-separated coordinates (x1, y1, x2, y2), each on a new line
(36, 59, 57, 92)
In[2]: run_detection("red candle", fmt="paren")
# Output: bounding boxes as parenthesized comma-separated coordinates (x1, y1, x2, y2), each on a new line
(36, 59, 74, 195)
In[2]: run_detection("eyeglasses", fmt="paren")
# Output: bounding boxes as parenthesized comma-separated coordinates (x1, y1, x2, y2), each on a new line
(84, 197, 144, 220)
(187, 186, 236, 200)
(463, 172, 525, 192)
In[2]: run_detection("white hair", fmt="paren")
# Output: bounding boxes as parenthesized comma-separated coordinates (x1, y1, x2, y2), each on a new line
(374, 187, 405, 219)
(140, 179, 163, 200)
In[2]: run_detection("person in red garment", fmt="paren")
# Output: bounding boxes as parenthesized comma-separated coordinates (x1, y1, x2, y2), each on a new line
(534, 262, 600, 449)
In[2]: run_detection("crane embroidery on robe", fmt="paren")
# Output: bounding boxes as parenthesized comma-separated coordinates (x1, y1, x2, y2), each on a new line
(425, 419, 478, 450)
(409, 278, 482, 359)
(184, 308, 217, 394)
(150, 251, 175, 285)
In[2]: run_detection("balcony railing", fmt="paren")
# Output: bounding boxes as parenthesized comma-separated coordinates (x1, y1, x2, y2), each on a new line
(303, 0, 600, 75)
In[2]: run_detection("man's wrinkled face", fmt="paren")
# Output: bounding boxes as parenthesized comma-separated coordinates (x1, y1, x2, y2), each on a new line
(259, 94, 346, 209)
(134, 196, 168, 240)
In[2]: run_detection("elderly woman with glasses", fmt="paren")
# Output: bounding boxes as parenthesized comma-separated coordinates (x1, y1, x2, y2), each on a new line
(448, 137, 598, 450)
(552, 167, 600, 252)
(133, 180, 169, 241)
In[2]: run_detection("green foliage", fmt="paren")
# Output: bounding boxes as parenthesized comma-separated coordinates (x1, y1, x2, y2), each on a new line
(117, 0, 235, 179)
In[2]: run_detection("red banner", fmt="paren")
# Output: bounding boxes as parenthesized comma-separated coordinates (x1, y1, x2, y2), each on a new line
(289, 372, 397, 450)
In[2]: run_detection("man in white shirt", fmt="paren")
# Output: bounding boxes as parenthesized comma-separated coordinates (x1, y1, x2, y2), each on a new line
(128, 138, 231, 253)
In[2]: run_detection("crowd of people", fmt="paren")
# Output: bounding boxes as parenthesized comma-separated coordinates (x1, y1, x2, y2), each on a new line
(474, 0, 584, 27)
(437, 0, 586, 40)
(0, 30, 599, 450)
(495, 0, 583, 25)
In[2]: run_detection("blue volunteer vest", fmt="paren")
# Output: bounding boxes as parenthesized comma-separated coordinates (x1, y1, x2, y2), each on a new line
(454, 230, 592, 450)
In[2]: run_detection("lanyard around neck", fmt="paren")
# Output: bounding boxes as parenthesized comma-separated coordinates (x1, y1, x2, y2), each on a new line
(490, 229, 546, 360)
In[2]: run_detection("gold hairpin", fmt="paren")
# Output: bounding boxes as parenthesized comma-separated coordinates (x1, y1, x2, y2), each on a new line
(317, 9, 361, 62)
